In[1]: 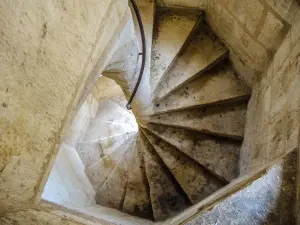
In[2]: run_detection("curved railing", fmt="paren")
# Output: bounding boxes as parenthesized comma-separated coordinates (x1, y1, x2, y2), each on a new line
(126, 0, 146, 110)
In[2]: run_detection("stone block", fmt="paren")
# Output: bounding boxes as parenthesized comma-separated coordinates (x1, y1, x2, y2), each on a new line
(0, 0, 129, 207)
(266, 108, 287, 161)
(273, 30, 291, 74)
(265, 0, 299, 23)
(291, 11, 300, 46)
(156, 0, 207, 8)
(258, 12, 285, 52)
(227, 0, 264, 35)
(207, 2, 270, 74)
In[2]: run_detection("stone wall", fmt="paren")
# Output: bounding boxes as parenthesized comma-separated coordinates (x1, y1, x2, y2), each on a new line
(156, 0, 207, 8)
(239, 11, 300, 174)
(186, 151, 297, 225)
(206, 0, 299, 87)
(42, 143, 96, 208)
(0, 0, 130, 211)
(153, 0, 299, 87)
(0, 205, 109, 225)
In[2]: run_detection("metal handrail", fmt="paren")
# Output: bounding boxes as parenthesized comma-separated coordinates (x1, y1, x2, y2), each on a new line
(126, 0, 146, 110)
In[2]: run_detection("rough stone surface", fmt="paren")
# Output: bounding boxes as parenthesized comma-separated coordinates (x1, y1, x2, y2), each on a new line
(64, 94, 98, 148)
(143, 129, 224, 204)
(92, 76, 128, 108)
(144, 61, 250, 115)
(264, 0, 300, 23)
(0, 208, 97, 225)
(144, 124, 240, 181)
(2, 1, 299, 224)
(257, 11, 285, 52)
(122, 136, 153, 220)
(240, 16, 300, 174)
(186, 151, 297, 225)
(154, 22, 227, 101)
(96, 136, 137, 209)
(92, 99, 137, 129)
(0, 0, 129, 209)
(206, 1, 267, 86)
(86, 133, 136, 192)
(156, 0, 207, 9)
(77, 132, 136, 169)
(140, 101, 248, 140)
(75, 98, 137, 167)
(42, 143, 96, 208)
(150, 8, 199, 92)
(227, 0, 264, 35)
(140, 132, 190, 221)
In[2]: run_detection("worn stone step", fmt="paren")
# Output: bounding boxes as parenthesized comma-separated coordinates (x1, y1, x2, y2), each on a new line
(77, 131, 136, 168)
(144, 61, 250, 116)
(142, 129, 225, 204)
(144, 124, 240, 181)
(154, 22, 228, 101)
(96, 135, 137, 209)
(139, 101, 248, 140)
(122, 135, 153, 220)
(95, 99, 137, 128)
(85, 133, 137, 192)
(140, 131, 190, 221)
(150, 7, 202, 93)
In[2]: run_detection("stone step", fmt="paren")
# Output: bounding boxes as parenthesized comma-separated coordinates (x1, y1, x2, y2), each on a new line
(85, 133, 137, 192)
(96, 135, 137, 209)
(77, 131, 136, 168)
(142, 129, 225, 204)
(140, 131, 190, 221)
(150, 7, 202, 94)
(122, 135, 153, 220)
(144, 123, 240, 181)
(95, 99, 137, 128)
(154, 22, 228, 101)
(139, 101, 248, 140)
(143, 61, 250, 116)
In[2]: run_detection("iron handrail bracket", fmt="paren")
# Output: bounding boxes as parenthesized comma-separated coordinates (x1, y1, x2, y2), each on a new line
(126, 0, 146, 110)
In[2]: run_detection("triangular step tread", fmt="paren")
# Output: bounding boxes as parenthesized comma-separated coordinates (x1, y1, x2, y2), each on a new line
(140, 131, 190, 221)
(96, 135, 137, 209)
(142, 129, 225, 204)
(144, 61, 250, 115)
(140, 102, 248, 140)
(77, 131, 136, 169)
(84, 120, 136, 142)
(144, 124, 240, 181)
(122, 135, 153, 220)
(150, 8, 201, 93)
(86, 133, 137, 192)
(96, 99, 137, 128)
(154, 23, 228, 101)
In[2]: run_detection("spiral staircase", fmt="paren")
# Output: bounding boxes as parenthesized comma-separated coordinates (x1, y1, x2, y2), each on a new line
(79, 4, 252, 222)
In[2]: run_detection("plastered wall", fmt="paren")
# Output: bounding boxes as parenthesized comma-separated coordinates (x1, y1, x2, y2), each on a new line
(0, 0, 130, 211)
(240, 11, 300, 174)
